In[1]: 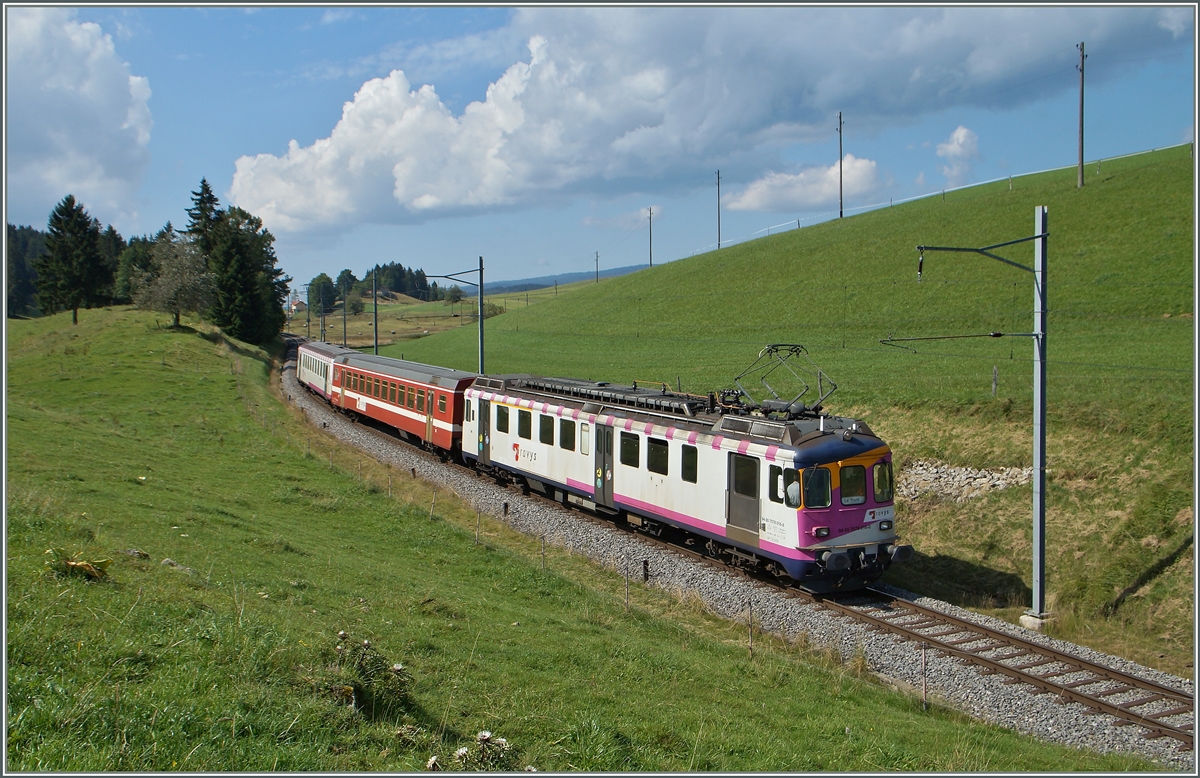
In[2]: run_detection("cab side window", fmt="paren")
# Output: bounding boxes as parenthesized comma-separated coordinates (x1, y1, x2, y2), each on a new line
(873, 462, 894, 503)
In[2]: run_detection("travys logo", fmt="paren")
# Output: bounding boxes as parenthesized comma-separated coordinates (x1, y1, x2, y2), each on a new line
(513, 443, 520, 462)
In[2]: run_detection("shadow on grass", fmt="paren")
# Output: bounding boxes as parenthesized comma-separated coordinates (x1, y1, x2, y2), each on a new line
(1103, 533, 1194, 617)
(199, 328, 264, 359)
(881, 549, 1031, 611)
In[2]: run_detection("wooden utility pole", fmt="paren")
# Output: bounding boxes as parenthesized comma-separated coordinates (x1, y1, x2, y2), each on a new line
(837, 111, 844, 218)
(648, 207, 653, 267)
(1077, 42, 1086, 188)
(716, 170, 722, 249)
(594, 251, 599, 283)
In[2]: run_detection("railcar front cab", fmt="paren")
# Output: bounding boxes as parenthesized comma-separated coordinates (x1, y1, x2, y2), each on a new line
(790, 449, 913, 584)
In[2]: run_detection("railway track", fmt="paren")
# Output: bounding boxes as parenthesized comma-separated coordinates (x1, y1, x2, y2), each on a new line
(795, 588, 1194, 752)
(283, 341, 1194, 758)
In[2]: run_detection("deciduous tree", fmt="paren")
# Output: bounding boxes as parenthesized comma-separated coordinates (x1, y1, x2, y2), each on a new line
(135, 232, 212, 328)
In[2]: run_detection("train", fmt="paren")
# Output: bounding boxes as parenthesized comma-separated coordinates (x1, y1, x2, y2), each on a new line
(295, 340, 912, 592)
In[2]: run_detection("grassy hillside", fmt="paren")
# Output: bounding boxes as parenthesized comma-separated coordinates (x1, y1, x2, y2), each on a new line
(6, 309, 1156, 771)
(388, 145, 1195, 675)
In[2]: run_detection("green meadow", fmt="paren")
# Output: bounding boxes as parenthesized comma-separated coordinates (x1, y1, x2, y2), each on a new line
(5, 308, 1159, 770)
(388, 145, 1195, 676)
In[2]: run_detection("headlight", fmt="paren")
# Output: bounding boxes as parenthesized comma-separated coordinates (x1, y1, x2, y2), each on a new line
(879, 520, 893, 531)
(813, 526, 830, 538)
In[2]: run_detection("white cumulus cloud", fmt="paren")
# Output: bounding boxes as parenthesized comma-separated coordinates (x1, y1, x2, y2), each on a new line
(936, 125, 979, 188)
(727, 155, 880, 212)
(230, 6, 1191, 233)
(5, 7, 152, 226)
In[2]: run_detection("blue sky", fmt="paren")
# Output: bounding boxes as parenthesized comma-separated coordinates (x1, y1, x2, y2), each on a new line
(5, 6, 1195, 293)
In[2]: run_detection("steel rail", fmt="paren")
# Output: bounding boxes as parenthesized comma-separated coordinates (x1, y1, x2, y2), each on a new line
(795, 588, 1193, 750)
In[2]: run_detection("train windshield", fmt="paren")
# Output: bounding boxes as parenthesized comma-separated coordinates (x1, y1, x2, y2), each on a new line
(841, 465, 867, 505)
(803, 467, 831, 508)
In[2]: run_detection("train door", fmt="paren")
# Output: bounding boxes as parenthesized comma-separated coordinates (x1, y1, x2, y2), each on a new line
(478, 399, 491, 465)
(726, 453, 761, 547)
(425, 390, 434, 442)
(595, 425, 615, 511)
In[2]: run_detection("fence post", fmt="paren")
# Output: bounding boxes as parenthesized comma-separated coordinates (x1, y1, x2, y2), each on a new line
(921, 642, 928, 711)
(748, 597, 754, 658)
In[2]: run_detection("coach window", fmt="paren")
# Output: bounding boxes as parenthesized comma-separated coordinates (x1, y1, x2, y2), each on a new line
(647, 438, 669, 476)
(804, 467, 832, 509)
(539, 414, 554, 445)
(841, 465, 866, 505)
(873, 462, 894, 503)
(407, 386, 415, 408)
(416, 390, 425, 413)
(681, 445, 697, 483)
(518, 409, 532, 439)
(438, 394, 447, 414)
(560, 419, 576, 451)
(619, 432, 640, 468)
(580, 423, 589, 453)
(496, 405, 510, 433)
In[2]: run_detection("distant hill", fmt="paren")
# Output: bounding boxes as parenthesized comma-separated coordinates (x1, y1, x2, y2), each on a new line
(468, 264, 644, 296)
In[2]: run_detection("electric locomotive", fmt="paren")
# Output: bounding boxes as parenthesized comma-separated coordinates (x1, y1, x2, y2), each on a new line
(461, 345, 912, 591)
(296, 339, 913, 591)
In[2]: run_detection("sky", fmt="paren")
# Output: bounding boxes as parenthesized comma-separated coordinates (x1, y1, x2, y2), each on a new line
(4, 5, 1196, 293)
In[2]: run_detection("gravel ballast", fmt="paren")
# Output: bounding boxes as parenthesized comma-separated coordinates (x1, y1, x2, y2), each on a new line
(281, 350, 1193, 771)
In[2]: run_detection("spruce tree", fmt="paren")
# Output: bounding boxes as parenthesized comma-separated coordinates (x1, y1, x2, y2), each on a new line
(33, 195, 108, 325)
(185, 178, 221, 257)
(208, 207, 287, 343)
(98, 224, 126, 302)
(6, 224, 45, 317)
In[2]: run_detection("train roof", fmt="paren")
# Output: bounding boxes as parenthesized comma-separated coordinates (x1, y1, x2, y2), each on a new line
(298, 341, 358, 360)
(474, 373, 884, 456)
(340, 351, 478, 387)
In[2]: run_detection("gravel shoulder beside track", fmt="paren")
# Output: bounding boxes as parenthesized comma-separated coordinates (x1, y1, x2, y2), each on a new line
(280, 348, 1193, 771)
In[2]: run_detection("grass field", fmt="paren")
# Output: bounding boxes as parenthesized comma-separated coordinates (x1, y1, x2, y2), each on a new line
(295, 283, 580, 351)
(384, 145, 1195, 676)
(5, 308, 1160, 771)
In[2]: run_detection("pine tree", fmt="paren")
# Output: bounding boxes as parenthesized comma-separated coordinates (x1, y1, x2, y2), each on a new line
(33, 195, 108, 325)
(98, 224, 127, 302)
(186, 178, 221, 257)
(208, 207, 288, 343)
(6, 223, 45, 317)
